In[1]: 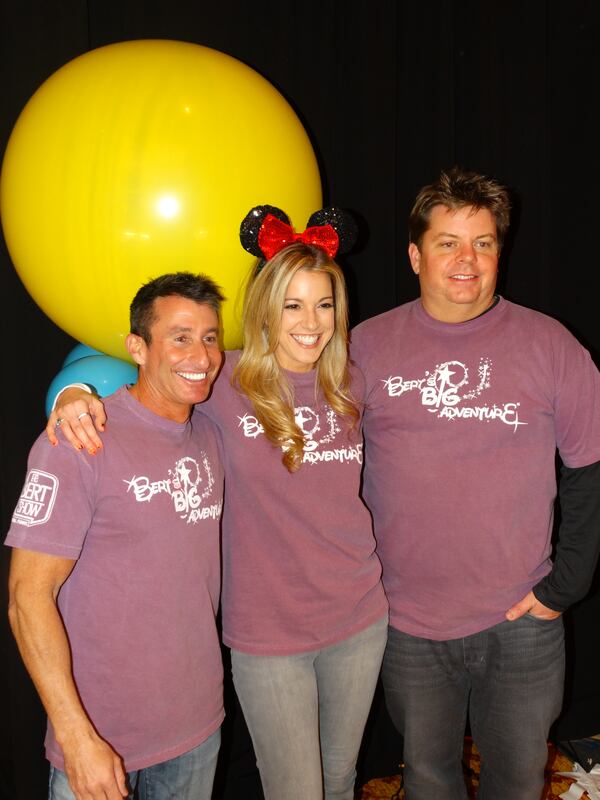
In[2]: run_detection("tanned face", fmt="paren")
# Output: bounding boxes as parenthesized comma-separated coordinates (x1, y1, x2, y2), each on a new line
(409, 205, 499, 323)
(127, 295, 222, 421)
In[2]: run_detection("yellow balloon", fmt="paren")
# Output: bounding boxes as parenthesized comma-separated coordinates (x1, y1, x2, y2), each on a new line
(0, 40, 322, 357)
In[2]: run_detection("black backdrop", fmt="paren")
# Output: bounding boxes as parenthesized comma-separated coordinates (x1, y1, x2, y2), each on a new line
(2, 1, 600, 798)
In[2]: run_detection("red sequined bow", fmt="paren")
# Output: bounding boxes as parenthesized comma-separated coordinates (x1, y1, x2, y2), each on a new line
(258, 214, 339, 260)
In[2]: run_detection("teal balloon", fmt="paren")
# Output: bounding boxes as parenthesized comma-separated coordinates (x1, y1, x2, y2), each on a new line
(46, 355, 137, 416)
(62, 342, 103, 367)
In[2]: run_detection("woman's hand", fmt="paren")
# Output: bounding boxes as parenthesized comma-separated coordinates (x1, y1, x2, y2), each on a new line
(46, 388, 107, 454)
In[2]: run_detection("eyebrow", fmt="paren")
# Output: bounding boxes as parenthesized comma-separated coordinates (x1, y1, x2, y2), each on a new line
(432, 232, 496, 240)
(166, 325, 220, 334)
(284, 295, 334, 302)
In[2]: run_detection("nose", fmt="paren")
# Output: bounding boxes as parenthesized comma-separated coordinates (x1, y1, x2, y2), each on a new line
(303, 307, 319, 330)
(192, 340, 211, 369)
(457, 242, 476, 262)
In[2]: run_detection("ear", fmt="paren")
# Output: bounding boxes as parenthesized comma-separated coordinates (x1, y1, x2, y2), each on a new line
(240, 205, 290, 256)
(126, 333, 147, 366)
(408, 242, 421, 275)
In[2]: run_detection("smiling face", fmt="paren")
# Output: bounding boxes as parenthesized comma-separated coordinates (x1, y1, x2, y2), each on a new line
(274, 269, 335, 372)
(409, 204, 499, 323)
(126, 295, 222, 421)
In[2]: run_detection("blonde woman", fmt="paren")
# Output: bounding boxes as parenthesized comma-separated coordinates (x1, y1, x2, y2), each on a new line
(47, 208, 388, 800)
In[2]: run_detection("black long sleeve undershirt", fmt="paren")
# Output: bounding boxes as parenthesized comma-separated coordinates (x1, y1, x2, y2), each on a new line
(533, 459, 600, 612)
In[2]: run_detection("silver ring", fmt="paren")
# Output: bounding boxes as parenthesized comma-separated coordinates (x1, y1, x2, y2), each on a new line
(55, 418, 63, 427)
(77, 412, 90, 420)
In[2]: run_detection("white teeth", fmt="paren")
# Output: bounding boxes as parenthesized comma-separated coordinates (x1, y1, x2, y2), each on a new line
(452, 275, 476, 281)
(177, 371, 207, 381)
(292, 335, 319, 345)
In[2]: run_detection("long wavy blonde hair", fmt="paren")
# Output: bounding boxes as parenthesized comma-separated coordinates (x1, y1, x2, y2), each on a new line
(233, 242, 359, 472)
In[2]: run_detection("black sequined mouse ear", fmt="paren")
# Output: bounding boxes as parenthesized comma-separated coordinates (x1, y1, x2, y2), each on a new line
(240, 205, 290, 257)
(306, 207, 358, 255)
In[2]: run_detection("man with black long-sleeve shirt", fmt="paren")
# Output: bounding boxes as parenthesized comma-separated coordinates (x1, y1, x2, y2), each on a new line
(351, 167, 600, 800)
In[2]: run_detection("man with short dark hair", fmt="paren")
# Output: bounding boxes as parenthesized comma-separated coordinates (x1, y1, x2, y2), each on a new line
(6, 272, 225, 800)
(351, 168, 600, 799)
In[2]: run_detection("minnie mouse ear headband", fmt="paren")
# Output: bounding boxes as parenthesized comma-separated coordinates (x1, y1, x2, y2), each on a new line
(239, 205, 358, 262)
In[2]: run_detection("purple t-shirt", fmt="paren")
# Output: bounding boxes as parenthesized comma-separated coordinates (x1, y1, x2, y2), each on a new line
(198, 352, 387, 655)
(5, 387, 224, 771)
(351, 298, 600, 640)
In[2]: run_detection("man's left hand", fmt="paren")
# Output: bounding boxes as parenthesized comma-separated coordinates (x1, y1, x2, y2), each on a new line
(505, 590, 562, 621)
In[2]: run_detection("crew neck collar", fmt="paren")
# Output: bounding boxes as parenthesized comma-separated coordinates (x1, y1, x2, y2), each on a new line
(414, 295, 506, 334)
(117, 385, 191, 432)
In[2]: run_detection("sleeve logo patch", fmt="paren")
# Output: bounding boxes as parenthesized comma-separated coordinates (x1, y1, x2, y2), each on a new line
(13, 469, 59, 526)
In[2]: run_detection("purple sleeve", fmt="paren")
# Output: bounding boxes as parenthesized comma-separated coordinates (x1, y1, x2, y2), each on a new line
(4, 435, 95, 559)
(553, 330, 600, 468)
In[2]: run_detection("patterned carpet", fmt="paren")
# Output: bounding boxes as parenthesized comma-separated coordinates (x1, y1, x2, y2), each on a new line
(359, 739, 578, 799)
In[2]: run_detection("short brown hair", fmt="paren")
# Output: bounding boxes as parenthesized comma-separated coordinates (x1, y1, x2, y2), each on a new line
(409, 167, 511, 250)
(130, 272, 224, 344)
